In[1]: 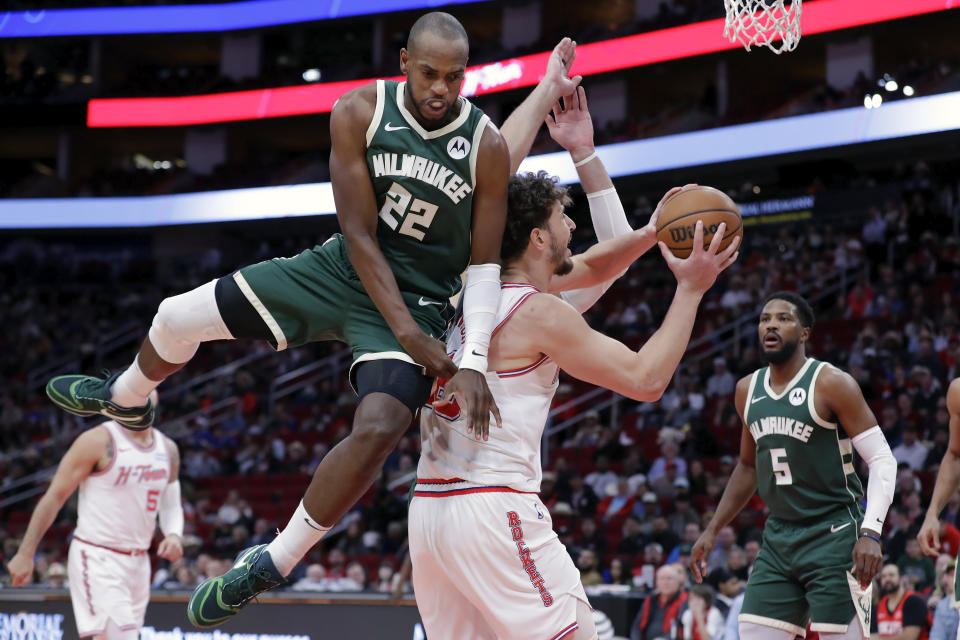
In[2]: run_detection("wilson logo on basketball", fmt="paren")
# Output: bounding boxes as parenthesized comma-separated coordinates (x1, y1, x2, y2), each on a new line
(669, 222, 724, 242)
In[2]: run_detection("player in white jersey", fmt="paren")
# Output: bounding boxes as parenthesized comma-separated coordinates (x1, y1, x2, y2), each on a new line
(408, 87, 740, 640)
(7, 393, 183, 640)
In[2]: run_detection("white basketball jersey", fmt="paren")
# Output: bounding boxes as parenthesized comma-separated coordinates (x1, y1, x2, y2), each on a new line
(74, 421, 171, 550)
(419, 283, 559, 492)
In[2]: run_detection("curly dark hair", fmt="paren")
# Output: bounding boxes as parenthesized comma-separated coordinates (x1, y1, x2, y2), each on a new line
(763, 291, 815, 328)
(501, 171, 572, 264)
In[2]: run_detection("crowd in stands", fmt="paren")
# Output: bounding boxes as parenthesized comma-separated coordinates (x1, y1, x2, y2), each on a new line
(1, 159, 960, 637)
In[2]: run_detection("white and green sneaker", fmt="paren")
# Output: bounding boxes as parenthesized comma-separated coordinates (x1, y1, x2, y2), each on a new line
(187, 545, 286, 628)
(46, 370, 155, 430)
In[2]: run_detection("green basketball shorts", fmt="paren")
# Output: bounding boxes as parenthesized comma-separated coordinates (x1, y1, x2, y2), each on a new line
(740, 510, 872, 637)
(233, 235, 453, 369)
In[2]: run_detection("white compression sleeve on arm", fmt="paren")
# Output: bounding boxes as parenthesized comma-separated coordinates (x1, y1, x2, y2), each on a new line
(561, 187, 631, 313)
(458, 263, 501, 373)
(158, 480, 184, 538)
(851, 426, 896, 533)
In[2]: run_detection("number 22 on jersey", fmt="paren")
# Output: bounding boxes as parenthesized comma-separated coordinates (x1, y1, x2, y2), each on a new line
(379, 181, 438, 241)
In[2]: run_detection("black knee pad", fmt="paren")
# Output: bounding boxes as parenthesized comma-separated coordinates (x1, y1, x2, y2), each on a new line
(214, 274, 273, 341)
(352, 359, 433, 414)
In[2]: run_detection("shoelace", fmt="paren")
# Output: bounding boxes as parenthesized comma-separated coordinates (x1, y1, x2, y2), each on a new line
(75, 370, 116, 398)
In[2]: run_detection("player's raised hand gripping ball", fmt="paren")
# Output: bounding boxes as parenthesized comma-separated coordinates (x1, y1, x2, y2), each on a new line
(656, 186, 743, 258)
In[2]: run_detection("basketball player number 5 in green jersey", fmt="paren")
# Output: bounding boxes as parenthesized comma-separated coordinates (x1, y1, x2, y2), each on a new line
(690, 292, 898, 640)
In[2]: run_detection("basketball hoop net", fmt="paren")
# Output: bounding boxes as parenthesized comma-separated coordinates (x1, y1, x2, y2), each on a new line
(723, 0, 802, 54)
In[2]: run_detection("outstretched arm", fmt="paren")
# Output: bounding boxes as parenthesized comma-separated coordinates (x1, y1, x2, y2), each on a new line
(500, 38, 581, 173)
(919, 378, 960, 555)
(690, 377, 758, 582)
(6, 428, 107, 585)
(544, 87, 691, 308)
(331, 86, 455, 379)
(518, 220, 738, 401)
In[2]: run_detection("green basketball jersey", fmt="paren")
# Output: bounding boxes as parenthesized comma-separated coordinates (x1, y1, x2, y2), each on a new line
(364, 79, 490, 302)
(744, 358, 864, 522)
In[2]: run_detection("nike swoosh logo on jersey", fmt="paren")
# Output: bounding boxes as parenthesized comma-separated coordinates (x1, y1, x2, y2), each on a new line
(830, 522, 851, 533)
(418, 297, 442, 306)
(385, 122, 409, 131)
(751, 395, 767, 404)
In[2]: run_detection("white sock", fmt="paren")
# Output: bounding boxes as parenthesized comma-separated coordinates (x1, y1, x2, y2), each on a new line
(110, 359, 159, 408)
(266, 501, 330, 576)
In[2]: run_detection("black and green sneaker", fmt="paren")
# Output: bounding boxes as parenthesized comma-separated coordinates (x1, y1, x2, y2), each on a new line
(46, 371, 155, 430)
(187, 544, 286, 628)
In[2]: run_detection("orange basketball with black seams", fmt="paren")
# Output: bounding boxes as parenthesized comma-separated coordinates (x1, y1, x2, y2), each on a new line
(656, 186, 743, 258)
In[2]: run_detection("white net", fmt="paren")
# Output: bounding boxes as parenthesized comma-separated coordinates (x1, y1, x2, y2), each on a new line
(723, 0, 802, 54)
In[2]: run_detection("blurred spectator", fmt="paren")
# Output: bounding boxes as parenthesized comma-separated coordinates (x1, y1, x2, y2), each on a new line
(603, 557, 632, 587)
(630, 564, 688, 640)
(292, 564, 330, 592)
(649, 439, 687, 481)
(585, 455, 619, 498)
(893, 425, 930, 471)
(374, 561, 396, 593)
(708, 568, 742, 621)
(577, 549, 604, 587)
(598, 478, 636, 522)
(898, 538, 936, 591)
(668, 493, 701, 538)
(706, 357, 735, 397)
(40, 562, 67, 588)
(707, 526, 737, 572)
(873, 564, 930, 638)
(564, 472, 599, 517)
(577, 518, 608, 557)
(680, 584, 726, 640)
(337, 561, 368, 592)
(930, 559, 959, 640)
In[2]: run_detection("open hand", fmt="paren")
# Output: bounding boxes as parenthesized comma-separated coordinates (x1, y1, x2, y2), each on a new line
(660, 220, 740, 294)
(543, 37, 582, 102)
(643, 185, 698, 238)
(434, 369, 502, 441)
(546, 86, 594, 157)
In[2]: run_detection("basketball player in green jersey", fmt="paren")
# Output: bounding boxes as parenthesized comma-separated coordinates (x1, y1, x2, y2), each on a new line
(690, 292, 897, 640)
(917, 378, 960, 613)
(43, 13, 582, 626)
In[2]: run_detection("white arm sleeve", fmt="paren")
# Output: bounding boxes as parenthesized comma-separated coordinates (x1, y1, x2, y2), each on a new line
(560, 187, 632, 313)
(851, 426, 896, 533)
(458, 263, 501, 372)
(158, 480, 184, 538)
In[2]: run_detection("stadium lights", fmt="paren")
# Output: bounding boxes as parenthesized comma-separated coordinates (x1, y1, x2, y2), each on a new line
(904, 85, 915, 97)
(885, 79, 898, 92)
(9, 88, 960, 229)
(87, 0, 960, 128)
(871, 94, 883, 108)
(302, 69, 321, 83)
(864, 95, 873, 109)
(0, 0, 486, 37)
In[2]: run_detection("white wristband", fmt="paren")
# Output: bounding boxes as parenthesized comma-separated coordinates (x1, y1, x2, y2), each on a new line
(459, 263, 501, 373)
(574, 151, 598, 168)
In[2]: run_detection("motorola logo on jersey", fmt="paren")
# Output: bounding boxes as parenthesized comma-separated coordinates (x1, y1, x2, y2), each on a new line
(789, 388, 806, 406)
(446, 136, 470, 160)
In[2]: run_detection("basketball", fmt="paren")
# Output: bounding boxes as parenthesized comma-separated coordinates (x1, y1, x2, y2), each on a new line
(656, 186, 743, 258)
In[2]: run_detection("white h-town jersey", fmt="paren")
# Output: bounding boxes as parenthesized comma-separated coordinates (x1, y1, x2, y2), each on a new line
(74, 420, 171, 550)
(419, 283, 559, 493)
